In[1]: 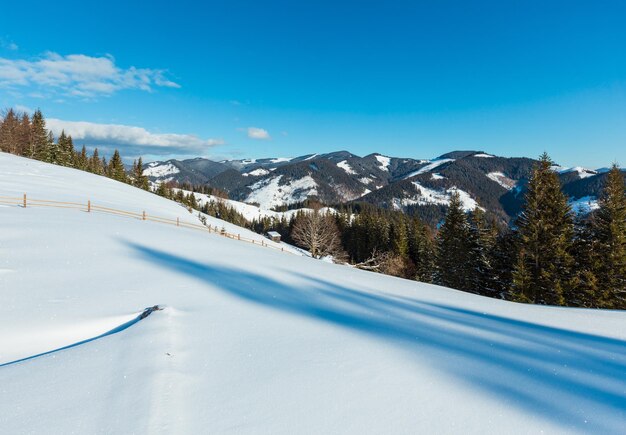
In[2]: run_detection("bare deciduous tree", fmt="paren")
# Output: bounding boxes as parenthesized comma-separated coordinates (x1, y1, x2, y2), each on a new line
(355, 249, 416, 278)
(291, 208, 345, 260)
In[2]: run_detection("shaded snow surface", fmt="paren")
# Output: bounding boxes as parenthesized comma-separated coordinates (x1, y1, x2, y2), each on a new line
(1, 152, 626, 434)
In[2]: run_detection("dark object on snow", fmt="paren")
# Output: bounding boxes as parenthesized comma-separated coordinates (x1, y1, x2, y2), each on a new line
(140, 305, 162, 319)
(267, 231, 281, 242)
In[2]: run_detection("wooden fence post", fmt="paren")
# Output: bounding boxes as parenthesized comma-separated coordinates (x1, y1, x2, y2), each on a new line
(23, 193, 26, 208)
(177, 217, 179, 227)
(87, 200, 91, 212)
(142, 211, 146, 221)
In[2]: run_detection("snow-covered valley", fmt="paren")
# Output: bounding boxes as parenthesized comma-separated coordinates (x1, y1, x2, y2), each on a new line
(1, 152, 625, 434)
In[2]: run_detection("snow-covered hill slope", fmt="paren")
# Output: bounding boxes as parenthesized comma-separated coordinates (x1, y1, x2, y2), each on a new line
(185, 190, 335, 222)
(1, 152, 625, 434)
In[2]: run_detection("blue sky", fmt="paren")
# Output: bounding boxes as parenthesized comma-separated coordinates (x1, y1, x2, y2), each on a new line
(1, 0, 625, 167)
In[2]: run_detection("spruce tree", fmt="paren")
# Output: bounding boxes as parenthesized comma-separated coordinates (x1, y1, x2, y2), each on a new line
(46, 131, 56, 163)
(467, 209, 497, 296)
(0, 108, 18, 153)
(76, 145, 88, 170)
(156, 181, 170, 198)
(569, 217, 600, 307)
(65, 135, 76, 166)
(594, 164, 626, 309)
(410, 220, 435, 283)
(392, 218, 409, 258)
(107, 150, 126, 182)
(511, 153, 574, 305)
(133, 157, 150, 190)
(56, 130, 69, 165)
(491, 230, 517, 299)
(435, 192, 472, 291)
(16, 112, 31, 156)
(89, 148, 102, 174)
(30, 110, 51, 161)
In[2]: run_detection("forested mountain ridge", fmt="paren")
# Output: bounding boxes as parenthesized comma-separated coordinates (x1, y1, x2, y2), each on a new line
(145, 150, 608, 224)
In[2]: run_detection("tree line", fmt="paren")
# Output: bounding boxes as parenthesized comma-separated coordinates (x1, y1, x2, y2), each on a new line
(2, 108, 624, 308)
(0, 108, 150, 190)
(256, 154, 625, 309)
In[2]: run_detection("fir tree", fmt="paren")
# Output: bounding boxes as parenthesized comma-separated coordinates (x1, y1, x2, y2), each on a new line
(511, 153, 574, 305)
(133, 157, 150, 190)
(467, 209, 498, 296)
(568, 217, 600, 307)
(76, 145, 88, 171)
(594, 164, 626, 309)
(491, 230, 517, 299)
(30, 110, 50, 160)
(64, 135, 76, 166)
(435, 192, 473, 291)
(89, 148, 102, 174)
(410, 220, 435, 283)
(107, 149, 127, 182)
(187, 193, 198, 210)
(16, 112, 31, 156)
(0, 108, 18, 154)
(56, 130, 70, 166)
(392, 218, 409, 258)
(46, 131, 56, 163)
(155, 181, 171, 198)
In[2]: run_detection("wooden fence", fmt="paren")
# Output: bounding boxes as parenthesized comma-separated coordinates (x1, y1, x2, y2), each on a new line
(0, 193, 294, 255)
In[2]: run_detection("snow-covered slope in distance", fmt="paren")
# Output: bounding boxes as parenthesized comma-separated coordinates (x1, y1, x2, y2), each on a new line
(186, 190, 335, 223)
(402, 158, 455, 179)
(1, 152, 626, 434)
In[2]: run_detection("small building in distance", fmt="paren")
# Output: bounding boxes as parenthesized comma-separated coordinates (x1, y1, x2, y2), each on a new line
(266, 231, 281, 243)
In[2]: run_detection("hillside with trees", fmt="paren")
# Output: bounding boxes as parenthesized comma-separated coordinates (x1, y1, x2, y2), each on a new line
(2, 107, 624, 309)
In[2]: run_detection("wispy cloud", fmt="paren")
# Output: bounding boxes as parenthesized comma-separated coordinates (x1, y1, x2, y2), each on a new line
(46, 118, 223, 157)
(0, 52, 179, 98)
(14, 104, 33, 114)
(247, 127, 270, 140)
(0, 37, 18, 51)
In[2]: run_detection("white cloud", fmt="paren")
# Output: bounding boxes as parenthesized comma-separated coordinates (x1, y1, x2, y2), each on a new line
(46, 118, 223, 155)
(14, 104, 33, 114)
(247, 127, 270, 140)
(0, 52, 179, 98)
(0, 38, 18, 51)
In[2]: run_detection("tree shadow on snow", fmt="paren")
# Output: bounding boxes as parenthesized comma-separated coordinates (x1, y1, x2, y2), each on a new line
(125, 241, 626, 433)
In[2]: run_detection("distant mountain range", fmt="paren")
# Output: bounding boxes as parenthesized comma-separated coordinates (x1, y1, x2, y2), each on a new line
(144, 150, 613, 225)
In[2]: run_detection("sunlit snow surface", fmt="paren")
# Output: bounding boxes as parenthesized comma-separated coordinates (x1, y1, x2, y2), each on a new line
(337, 160, 357, 175)
(242, 168, 270, 177)
(245, 175, 318, 209)
(403, 158, 455, 179)
(1, 152, 626, 434)
(393, 182, 480, 212)
(374, 154, 390, 171)
(552, 165, 598, 179)
(486, 171, 517, 190)
(570, 195, 600, 214)
(144, 162, 180, 178)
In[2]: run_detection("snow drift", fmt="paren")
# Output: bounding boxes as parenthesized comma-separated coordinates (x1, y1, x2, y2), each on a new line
(0, 152, 625, 434)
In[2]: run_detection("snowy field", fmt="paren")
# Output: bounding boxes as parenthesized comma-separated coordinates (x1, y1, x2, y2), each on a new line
(1, 152, 625, 434)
